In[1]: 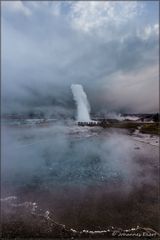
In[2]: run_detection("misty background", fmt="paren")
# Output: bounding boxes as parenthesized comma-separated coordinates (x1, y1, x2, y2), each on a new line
(1, 1, 159, 117)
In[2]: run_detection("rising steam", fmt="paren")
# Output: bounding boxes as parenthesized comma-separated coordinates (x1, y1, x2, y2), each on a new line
(71, 84, 91, 122)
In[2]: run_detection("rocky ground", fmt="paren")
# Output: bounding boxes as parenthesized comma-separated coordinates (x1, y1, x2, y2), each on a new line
(1, 196, 159, 239)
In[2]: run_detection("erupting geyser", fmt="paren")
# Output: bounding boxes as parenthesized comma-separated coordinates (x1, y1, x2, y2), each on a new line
(71, 84, 91, 122)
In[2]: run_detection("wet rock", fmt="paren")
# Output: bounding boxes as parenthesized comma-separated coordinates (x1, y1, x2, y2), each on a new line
(1, 196, 160, 238)
(134, 147, 140, 150)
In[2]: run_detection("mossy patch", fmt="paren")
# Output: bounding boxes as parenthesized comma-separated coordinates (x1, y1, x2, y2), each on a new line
(140, 123, 160, 135)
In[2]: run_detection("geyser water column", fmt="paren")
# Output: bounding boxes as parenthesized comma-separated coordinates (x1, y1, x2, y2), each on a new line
(71, 84, 91, 122)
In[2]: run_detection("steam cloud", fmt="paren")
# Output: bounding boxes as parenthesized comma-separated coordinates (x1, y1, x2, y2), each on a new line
(1, 123, 159, 231)
(71, 84, 91, 122)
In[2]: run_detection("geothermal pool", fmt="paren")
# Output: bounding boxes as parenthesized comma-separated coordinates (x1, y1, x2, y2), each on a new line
(1, 122, 159, 237)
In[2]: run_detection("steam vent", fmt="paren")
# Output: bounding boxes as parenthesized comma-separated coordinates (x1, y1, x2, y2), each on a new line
(71, 84, 109, 127)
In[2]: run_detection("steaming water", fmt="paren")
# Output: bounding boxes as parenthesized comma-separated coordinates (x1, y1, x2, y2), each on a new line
(1, 121, 159, 233)
(71, 84, 91, 122)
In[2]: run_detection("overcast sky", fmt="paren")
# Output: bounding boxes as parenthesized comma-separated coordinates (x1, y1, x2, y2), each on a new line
(1, 1, 159, 116)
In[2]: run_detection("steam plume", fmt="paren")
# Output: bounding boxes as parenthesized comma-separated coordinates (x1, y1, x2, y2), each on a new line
(71, 84, 91, 122)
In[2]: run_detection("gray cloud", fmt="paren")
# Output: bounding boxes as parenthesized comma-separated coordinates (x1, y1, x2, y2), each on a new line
(2, 1, 159, 116)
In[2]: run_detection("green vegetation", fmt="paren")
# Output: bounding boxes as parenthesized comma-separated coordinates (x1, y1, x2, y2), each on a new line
(140, 123, 160, 135)
(109, 122, 141, 129)
(106, 122, 160, 135)
(106, 122, 142, 133)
